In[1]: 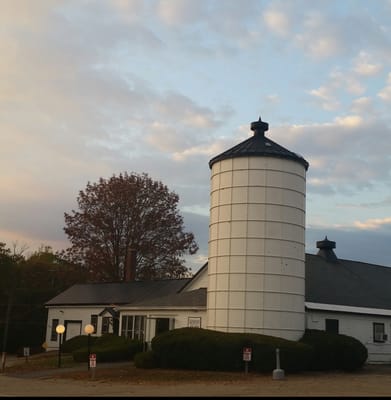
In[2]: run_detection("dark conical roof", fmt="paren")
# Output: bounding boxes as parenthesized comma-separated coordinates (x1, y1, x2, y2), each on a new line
(209, 117, 309, 170)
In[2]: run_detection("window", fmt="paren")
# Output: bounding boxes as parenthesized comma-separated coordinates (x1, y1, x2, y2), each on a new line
(188, 317, 201, 328)
(101, 316, 111, 334)
(325, 319, 339, 334)
(373, 323, 387, 342)
(90, 315, 98, 334)
(121, 315, 146, 341)
(50, 318, 59, 341)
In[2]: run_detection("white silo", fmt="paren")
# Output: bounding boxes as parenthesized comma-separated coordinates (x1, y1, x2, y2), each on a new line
(206, 117, 309, 341)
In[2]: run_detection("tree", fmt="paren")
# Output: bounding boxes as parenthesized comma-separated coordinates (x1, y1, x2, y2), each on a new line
(63, 172, 199, 282)
(0, 242, 88, 357)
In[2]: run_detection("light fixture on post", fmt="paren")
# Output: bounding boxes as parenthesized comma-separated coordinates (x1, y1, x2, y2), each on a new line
(84, 324, 94, 370)
(55, 324, 65, 368)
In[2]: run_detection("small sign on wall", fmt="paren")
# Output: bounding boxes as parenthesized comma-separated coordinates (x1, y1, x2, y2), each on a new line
(188, 317, 201, 328)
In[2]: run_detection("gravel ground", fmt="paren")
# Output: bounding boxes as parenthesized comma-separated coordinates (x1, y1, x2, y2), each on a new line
(1, 355, 391, 397)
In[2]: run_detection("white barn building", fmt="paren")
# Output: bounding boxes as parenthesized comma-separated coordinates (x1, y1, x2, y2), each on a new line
(45, 117, 391, 364)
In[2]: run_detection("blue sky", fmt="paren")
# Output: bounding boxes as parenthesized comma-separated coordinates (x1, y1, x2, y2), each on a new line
(1, 0, 391, 274)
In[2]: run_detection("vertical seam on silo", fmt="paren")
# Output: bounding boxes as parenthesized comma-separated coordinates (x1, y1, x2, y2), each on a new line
(227, 163, 233, 331)
(244, 165, 249, 332)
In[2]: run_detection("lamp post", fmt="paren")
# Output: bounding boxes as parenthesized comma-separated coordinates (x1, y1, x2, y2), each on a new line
(84, 324, 94, 370)
(55, 324, 65, 368)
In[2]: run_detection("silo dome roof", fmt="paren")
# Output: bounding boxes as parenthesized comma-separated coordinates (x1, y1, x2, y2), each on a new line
(209, 117, 309, 170)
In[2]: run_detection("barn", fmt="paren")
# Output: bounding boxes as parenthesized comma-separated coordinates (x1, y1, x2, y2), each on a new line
(45, 117, 391, 364)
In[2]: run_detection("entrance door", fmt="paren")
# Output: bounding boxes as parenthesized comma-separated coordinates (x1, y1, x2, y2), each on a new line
(155, 318, 170, 336)
(64, 321, 82, 341)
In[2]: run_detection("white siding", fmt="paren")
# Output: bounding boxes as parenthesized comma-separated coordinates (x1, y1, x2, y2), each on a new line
(45, 306, 114, 351)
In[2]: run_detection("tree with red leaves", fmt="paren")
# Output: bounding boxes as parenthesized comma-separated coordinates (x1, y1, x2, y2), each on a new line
(63, 172, 198, 282)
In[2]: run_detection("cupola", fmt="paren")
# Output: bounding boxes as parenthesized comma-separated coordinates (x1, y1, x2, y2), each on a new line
(316, 236, 338, 263)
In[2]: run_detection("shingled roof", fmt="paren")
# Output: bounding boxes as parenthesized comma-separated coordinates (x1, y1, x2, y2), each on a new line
(45, 278, 190, 306)
(46, 247, 391, 313)
(305, 254, 391, 311)
(129, 287, 207, 308)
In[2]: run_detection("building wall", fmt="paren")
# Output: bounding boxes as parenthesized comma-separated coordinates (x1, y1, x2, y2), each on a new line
(182, 268, 208, 291)
(306, 309, 391, 364)
(118, 308, 207, 346)
(207, 156, 306, 340)
(45, 306, 114, 351)
(46, 305, 208, 352)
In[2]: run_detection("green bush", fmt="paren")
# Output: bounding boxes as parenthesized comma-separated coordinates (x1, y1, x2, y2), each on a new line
(150, 327, 313, 373)
(71, 334, 143, 363)
(61, 334, 98, 354)
(134, 350, 159, 369)
(299, 329, 368, 371)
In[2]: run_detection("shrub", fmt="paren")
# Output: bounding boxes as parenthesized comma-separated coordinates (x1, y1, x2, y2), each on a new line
(150, 327, 313, 373)
(299, 329, 368, 371)
(61, 334, 98, 354)
(134, 350, 159, 369)
(71, 334, 143, 363)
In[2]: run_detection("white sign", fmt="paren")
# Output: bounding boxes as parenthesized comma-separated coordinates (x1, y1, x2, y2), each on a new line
(23, 347, 30, 357)
(243, 347, 252, 362)
(89, 353, 97, 368)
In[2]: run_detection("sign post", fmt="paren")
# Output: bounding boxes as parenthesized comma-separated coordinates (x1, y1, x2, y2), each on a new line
(243, 347, 252, 374)
(23, 347, 30, 363)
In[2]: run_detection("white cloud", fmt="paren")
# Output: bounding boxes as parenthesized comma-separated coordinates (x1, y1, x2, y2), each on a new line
(378, 72, 391, 101)
(308, 86, 340, 111)
(263, 9, 290, 36)
(334, 115, 363, 128)
(350, 97, 373, 114)
(354, 217, 391, 230)
(156, 0, 205, 26)
(353, 51, 383, 76)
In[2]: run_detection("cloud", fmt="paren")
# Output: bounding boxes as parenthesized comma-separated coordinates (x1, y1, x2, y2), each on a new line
(353, 51, 383, 76)
(263, 9, 291, 36)
(354, 217, 391, 230)
(378, 72, 391, 101)
(269, 114, 391, 195)
(309, 86, 340, 111)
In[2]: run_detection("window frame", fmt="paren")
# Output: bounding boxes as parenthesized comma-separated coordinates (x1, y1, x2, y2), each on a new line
(373, 322, 386, 343)
(325, 318, 339, 334)
(121, 315, 146, 341)
(90, 315, 98, 334)
(50, 318, 59, 341)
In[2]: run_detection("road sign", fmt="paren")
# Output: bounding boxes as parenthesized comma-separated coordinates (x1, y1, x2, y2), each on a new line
(243, 347, 252, 362)
(89, 353, 96, 368)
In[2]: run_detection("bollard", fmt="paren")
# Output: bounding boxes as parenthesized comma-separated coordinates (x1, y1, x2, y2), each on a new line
(272, 348, 285, 380)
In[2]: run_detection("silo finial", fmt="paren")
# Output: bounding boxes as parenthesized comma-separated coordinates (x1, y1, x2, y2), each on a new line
(251, 116, 269, 136)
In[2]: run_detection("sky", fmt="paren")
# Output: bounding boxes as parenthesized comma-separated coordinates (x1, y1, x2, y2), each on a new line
(2, 0, 391, 274)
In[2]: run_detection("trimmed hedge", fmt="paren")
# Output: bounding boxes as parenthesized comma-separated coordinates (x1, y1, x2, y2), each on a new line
(150, 327, 313, 373)
(299, 329, 368, 371)
(61, 334, 98, 354)
(134, 350, 159, 369)
(69, 333, 143, 363)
